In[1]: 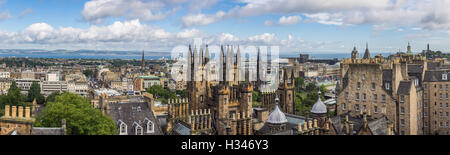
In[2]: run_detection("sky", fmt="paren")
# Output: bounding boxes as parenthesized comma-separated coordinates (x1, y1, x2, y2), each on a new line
(0, 0, 449, 55)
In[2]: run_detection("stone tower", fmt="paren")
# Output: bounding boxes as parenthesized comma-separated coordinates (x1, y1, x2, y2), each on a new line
(351, 46, 359, 60)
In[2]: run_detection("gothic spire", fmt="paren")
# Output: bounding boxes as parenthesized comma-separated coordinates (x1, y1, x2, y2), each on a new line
(363, 42, 370, 59)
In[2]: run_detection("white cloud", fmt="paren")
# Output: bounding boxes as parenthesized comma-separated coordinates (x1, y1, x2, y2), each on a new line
(248, 33, 276, 44)
(176, 29, 203, 38)
(181, 11, 226, 27)
(82, 0, 179, 23)
(277, 16, 301, 25)
(179, 0, 450, 32)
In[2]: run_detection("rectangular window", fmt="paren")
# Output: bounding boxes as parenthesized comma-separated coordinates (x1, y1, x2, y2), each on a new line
(342, 103, 346, 110)
(345, 92, 349, 100)
(355, 104, 360, 112)
(440, 94, 443, 100)
(401, 119, 405, 126)
(357, 82, 361, 90)
(356, 93, 360, 101)
(424, 93, 428, 99)
(363, 93, 366, 101)
(374, 106, 378, 113)
(382, 95, 386, 102)
(424, 84, 427, 90)
(400, 95, 405, 103)
(373, 94, 378, 102)
(440, 103, 443, 108)
(372, 83, 375, 90)
(440, 84, 443, 90)
(425, 112, 428, 117)
(385, 83, 390, 90)
(362, 105, 366, 111)
(440, 112, 443, 117)
(401, 107, 405, 114)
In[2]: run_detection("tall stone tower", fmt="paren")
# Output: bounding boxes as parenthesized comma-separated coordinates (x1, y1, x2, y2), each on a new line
(277, 68, 296, 114)
(351, 46, 359, 60)
(407, 42, 412, 55)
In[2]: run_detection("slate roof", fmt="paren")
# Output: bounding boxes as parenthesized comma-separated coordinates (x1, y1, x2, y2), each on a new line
(368, 116, 390, 135)
(382, 69, 393, 81)
(407, 65, 423, 74)
(424, 70, 450, 82)
(427, 62, 441, 70)
(257, 113, 306, 135)
(397, 81, 412, 95)
(31, 128, 65, 135)
(108, 102, 163, 135)
(330, 114, 390, 135)
(171, 121, 191, 135)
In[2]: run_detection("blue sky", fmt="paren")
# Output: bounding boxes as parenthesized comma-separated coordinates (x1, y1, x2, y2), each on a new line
(0, 0, 449, 54)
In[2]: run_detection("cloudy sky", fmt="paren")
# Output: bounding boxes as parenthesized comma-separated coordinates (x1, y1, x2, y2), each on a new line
(0, 0, 449, 55)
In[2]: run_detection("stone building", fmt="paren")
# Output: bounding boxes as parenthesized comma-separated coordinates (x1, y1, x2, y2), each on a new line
(184, 45, 254, 135)
(0, 105, 65, 135)
(336, 43, 429, 135)
(106, 102, 163, 135)
(423, 70, 450, 135)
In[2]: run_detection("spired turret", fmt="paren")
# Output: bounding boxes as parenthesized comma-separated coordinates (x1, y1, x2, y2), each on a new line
(267, 97, 288, 124)
(351, 46, 359, 59)
(363, 42, 370, 59)
(311, 92, 327, 114)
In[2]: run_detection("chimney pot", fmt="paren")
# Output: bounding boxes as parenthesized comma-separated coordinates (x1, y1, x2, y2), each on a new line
(4, 105, 10, 117)
(18, 106, 23, 118)
(11, 106, 17, 118)
(25, 107, 30, 118)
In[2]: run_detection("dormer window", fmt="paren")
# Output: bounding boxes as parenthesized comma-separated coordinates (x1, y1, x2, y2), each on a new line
(119, 122, 127, 135)
(133, 122, 143, 135)
(385, 83, 390, 90)
(443, 74, 448, 80)
(147, 121, 154, 134)
(414, 79, 419, 86)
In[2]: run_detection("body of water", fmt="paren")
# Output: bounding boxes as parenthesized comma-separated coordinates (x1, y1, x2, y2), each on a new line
(0, 52, 395, 60)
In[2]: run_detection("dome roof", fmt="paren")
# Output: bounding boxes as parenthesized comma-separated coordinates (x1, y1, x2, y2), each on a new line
(311, 92, 327, 114)
(267, 97, 288, 124)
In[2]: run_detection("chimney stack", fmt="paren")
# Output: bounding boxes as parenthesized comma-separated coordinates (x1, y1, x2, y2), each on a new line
(18, 106, 23, 118)
(11, 106, 17, 118)
(4, 105, 9, 117)
(25, 107, 31, 118)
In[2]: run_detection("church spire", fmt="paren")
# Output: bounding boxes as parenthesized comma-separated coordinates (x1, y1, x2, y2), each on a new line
(363, 42, 370, 59)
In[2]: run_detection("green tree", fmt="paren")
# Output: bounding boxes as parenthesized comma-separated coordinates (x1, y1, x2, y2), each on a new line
(34, 92, 116, 135)
(295, 77, 305, 93)
(83, 69, 93, 78)
(320, 84, 327, 95)
(46, 91, 61, 103)
(306, 82, 317, 92)
(27, 81, 45, 104)
(146, 85, 177, 104)
(6, 81, 27, 105)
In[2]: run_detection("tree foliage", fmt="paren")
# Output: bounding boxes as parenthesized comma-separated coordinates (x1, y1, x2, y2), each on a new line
(146, 85, 177, 104)
(34, 92, 117, 135)
(0, 82, 28, 115)
(27, 81, 45, 104)
(46, 91, 61, 103)
(295, 77, 305, 93)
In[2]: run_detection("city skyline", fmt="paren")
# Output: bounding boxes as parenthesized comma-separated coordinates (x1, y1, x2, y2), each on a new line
(0, 0, 449, 54)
